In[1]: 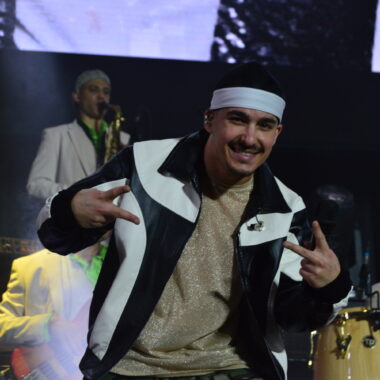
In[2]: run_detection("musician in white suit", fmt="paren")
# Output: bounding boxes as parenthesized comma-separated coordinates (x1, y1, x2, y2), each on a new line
(0, 242, 106, 379)
(27, 69, 130, 200)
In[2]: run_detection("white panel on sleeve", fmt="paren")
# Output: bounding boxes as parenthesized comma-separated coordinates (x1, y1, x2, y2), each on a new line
(89, 190, 146, 359)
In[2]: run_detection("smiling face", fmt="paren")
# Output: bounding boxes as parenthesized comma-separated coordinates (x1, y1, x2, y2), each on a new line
(203, 107, 283, 186)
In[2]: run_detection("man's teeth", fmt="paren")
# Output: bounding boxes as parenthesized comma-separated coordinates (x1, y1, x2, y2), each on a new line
(235, 150, 257, 156)
(231, 146, 259, 155)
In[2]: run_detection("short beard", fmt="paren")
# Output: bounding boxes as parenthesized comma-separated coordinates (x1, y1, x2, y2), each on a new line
(222, 161, 256, 185)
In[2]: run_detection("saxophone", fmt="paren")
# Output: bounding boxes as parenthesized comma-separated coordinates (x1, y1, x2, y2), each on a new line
(102, 103, 125, 163)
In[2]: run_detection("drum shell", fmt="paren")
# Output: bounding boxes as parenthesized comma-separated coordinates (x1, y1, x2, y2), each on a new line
(313, 307, 380, 380)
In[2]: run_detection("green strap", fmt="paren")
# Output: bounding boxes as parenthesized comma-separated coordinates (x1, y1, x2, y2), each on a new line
(71, 245, 107, 286)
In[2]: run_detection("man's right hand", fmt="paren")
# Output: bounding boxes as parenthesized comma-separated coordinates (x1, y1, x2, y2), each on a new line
(71, 185, 140, 228)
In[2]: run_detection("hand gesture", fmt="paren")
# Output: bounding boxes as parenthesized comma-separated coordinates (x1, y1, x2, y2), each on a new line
(283, 221, 341, 288)
(71, 185, 140, 228)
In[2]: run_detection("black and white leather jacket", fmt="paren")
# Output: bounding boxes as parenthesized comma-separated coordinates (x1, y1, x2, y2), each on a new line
(38, 129, 351, 380)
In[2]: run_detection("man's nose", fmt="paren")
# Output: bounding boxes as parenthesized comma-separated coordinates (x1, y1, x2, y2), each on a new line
(242, 126, 258, 146)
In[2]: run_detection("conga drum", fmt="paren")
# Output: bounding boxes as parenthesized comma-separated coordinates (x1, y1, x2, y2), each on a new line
(313, 307, 380, 380)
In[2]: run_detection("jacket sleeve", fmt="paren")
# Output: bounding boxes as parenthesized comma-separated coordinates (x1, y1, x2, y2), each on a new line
(0, 260, 51, 350)
(27, 128, 69, 200)
(37, 147, 134, 255)
(274, 199, 352, 331)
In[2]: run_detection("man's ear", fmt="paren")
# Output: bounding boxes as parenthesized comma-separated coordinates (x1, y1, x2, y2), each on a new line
(72, 91, 79, 103)
(272, 123, 283, 145)
(203, 110, 214, 132)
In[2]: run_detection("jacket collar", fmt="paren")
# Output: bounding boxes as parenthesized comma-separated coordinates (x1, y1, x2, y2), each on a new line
(158, 129, 291, 215)
(244, 163, 291, 220)
(158, 129, 208, 193)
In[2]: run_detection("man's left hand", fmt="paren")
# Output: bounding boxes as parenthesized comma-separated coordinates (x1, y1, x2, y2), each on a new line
(283, 220, 341, 288)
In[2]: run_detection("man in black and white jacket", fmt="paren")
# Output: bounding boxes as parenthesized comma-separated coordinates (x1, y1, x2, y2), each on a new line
(37, 62, 351, 380)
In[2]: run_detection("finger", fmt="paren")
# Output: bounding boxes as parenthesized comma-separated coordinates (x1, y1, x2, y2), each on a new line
(108, 204, 140, 225)
(299, 268, 317, 283)
(103, 185, 131, 201)
(300, 266, 314, 277)
(312, 220, 330, 251)
(283, 240, 314, 261)
(300, 259, 319, 274)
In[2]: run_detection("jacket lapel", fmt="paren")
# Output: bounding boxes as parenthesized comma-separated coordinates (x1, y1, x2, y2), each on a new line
(237, 164, 293, 329)
(245, 163, 291, 220)
(44, 253, 66, 316)
(158, 129, 208, 191)
(67, 121, 95, 176)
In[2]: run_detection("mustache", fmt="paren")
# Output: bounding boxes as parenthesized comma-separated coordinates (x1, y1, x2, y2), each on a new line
(228, 140, 264, 154)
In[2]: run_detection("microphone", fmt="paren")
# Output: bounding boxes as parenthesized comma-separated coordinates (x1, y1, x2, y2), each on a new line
(248, 215, 265, 232)
(359, 249, 372, 297)
(369, 308, 380, 331)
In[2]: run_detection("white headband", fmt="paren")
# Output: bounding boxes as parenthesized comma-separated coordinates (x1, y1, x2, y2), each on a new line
(209, 87, 286, 121)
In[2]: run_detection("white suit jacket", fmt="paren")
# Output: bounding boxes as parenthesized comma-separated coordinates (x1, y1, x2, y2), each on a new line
(27, 120, 130, 200)
(0, 250, 93, 349)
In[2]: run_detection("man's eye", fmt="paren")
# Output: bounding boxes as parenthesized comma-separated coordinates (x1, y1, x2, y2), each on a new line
(230, 117, 244, 123)
(260, 122, 275, 130)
